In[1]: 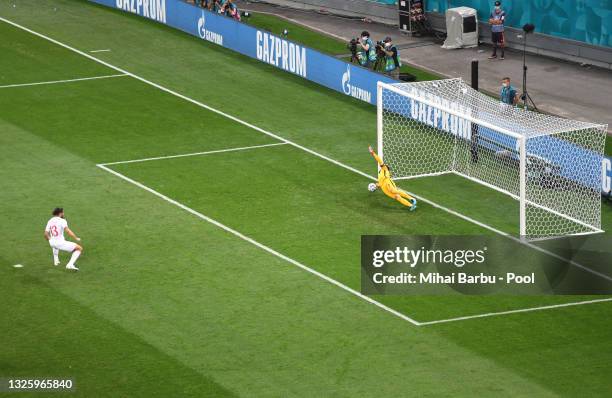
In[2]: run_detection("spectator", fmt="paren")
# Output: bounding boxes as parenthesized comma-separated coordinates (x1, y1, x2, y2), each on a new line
(381, 37, 401, 79)
(488, 1, 506, 60)
(500, 77, 519, 105)
(357, 31, 376, 68)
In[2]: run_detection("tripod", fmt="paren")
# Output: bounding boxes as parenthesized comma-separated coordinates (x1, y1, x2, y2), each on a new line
(372, 54, 386, 72)
(521, 33, 538, 111)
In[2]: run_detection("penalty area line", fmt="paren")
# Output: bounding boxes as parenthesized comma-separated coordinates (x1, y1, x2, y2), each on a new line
(96, 163, 422, 327)
(419, 297, 612, 326)
(0, 73, 127, 89)
(99, 142, 288, 166)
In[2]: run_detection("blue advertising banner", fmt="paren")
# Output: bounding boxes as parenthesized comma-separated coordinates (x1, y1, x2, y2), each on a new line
(100, 0, 396, 105)
(92, 0, 612, 194)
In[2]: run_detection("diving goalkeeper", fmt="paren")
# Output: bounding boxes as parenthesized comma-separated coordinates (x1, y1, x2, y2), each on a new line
(368, 146, 417, 211)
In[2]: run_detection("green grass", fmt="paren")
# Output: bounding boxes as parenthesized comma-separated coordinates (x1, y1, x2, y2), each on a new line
(398, 63, 443, 81)
(1, 0, 612, 396)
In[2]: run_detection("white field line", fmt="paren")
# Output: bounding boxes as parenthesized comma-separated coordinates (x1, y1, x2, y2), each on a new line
(517, 238, 612, 283)
(100, 142, 287, 166)
(5, 16, 610, 324)
(528, 229, 605, 243)
(90, 49, 111, 53)
(0, 73, 126, 89)
(418, 298, 612, 326)
(96, 163, 421, 326)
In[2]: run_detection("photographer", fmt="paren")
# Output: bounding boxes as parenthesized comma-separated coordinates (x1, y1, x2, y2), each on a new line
(380, 37, 401, 79)
(221, 0, 240, 20)
(357, 31, 376, 68)
(206, 0, 220, 12)
(196, 0, 211, 9)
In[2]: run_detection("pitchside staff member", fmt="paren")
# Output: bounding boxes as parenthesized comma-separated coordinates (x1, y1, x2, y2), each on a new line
(488, 1, 506, 60)
(381, 36, 401, 79)
(500, 77, 519, 105)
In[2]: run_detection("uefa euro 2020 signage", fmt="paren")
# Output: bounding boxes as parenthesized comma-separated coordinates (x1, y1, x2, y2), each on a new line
(94, 0, 612, 194)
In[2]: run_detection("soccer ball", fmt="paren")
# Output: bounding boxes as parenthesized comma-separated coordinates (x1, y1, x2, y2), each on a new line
(368, 183, 378, 192)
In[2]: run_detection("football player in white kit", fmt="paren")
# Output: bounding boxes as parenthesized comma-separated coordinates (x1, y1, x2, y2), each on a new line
(44, 208, 83, 271)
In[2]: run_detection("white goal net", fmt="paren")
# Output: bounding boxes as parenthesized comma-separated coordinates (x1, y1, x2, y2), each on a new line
(378, 78, 607, 240)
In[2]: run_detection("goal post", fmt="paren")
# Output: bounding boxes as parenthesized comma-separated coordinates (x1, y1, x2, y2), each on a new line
(519, 135, 526, 237)
(377, 79, 607, 240)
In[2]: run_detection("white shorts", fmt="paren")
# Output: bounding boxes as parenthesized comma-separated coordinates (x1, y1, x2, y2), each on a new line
(49, 240, 77, 252)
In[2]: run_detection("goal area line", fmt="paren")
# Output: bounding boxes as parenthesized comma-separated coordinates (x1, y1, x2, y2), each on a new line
(5, 15, 609, 327)
(0, 73, 127, 89)
(99, 142, 288, 166)
(418, 297, 612, 326)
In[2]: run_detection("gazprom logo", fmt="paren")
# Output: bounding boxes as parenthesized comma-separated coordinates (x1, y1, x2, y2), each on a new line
(409, 88, 472, 139)
(197, 11, 223, 45)
(341, 65, 371, 102)
(341, 65, 351, 95)
(116, 0, 166, 23)
(197, 13, 206, 38)
(256, 31, 306, 77)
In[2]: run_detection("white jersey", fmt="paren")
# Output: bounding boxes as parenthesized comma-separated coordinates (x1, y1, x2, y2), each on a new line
(45, 216, 68, 242)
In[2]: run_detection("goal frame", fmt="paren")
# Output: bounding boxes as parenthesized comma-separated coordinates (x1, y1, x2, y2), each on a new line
(376, 81, 604, 240)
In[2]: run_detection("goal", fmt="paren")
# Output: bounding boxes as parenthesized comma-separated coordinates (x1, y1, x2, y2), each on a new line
(377, 78, 607, 240)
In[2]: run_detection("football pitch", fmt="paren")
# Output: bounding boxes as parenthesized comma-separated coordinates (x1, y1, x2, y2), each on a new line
(1, 1, 611, 396)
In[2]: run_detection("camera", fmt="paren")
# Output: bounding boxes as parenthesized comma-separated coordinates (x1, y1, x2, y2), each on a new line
(347, 38, 359, 63)
(347, 38, 358, 53)
(375, 41, 387, 59)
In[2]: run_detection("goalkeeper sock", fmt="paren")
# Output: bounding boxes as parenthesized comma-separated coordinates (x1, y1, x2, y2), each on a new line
(396, 197, 413, 207)
(399, 191, 415, 202)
